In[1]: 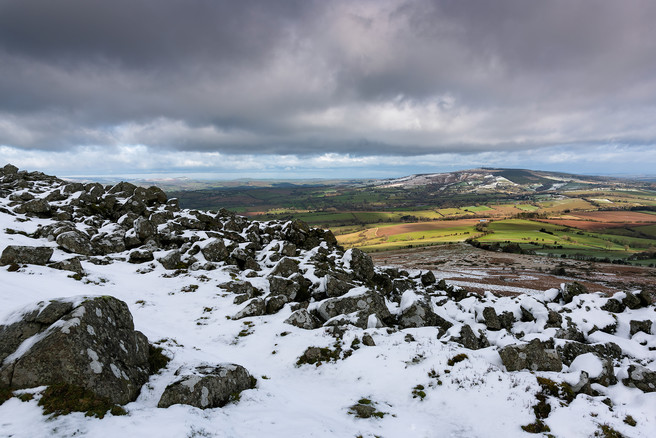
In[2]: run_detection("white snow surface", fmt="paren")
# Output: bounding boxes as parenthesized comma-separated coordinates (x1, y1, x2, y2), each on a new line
(0, 180, 655, 438)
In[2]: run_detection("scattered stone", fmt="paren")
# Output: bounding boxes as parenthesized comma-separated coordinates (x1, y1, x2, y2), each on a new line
(284, 309, 319, 330)
(158, 364, 256, 409)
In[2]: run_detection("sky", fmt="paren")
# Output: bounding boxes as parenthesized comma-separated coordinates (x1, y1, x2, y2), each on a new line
(1, 0, 656, 180)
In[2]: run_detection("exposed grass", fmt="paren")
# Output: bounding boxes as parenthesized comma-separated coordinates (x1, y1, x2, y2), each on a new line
(38, 383, 127, 418)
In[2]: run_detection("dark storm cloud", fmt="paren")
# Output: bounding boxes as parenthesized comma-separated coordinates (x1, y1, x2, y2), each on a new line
(1, 0, 656, 159)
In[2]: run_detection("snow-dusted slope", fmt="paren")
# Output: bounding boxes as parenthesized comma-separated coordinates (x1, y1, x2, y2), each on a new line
(0, 165, 654, 438)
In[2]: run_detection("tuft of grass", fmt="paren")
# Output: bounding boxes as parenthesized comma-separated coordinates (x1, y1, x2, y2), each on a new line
(181, 284, 199, 293)
(521, 420, 551, 434)
(412, 384, 427, 400)
(148, 345, 171, 374)
(38, 383, 127, 418)
(595, 424, 624, 438)
(447, 353, 469, 366)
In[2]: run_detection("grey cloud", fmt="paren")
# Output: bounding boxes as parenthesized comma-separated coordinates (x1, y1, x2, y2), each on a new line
(1, 0, 656, 159)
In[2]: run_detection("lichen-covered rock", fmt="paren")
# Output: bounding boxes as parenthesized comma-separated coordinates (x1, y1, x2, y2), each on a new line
(0, 245, 53, 266)
(562, 282, 587, 303)
(316, 290, 390, 328)
(284, 309, 319, 330)
(269, 276, 301, 301)
(556, 341, 622, 366)
(232, 298, 265, 320)
(128, 249, 154, 264)
(14, 198, 51, 216)
(324, 275, 354, 298)
(601, 298, 625, 313)
(56, 230, 94, 255)
(158, 364, 256, 409)
(158, 249, 182, 270)
(133, 217, 156, 241)
(629, 320, 652, 336)
(347, 248, 375, 283)
(398, 296, 452, 331)
(453, 324, 489, 350)
(622, 365, 656, 392)
(48, 258, 84, 274)
(499, 339, 562, 372)
(482, 307, 502, 331)
(200, 239, 229, 262)
(0, 296, 150, 405)
(270, 257, 300, 278)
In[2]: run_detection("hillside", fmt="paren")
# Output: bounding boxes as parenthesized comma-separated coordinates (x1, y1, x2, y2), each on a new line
(0, 164, 655, 438)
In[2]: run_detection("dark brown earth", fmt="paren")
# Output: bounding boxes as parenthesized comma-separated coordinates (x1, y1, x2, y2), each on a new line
(371, 243, 656, 297)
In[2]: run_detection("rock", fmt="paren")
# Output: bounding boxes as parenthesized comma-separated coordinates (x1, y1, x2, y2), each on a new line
(219, 281, 260, 297)
(556, 341, 622, 366)
(601, 298, 625, 313)
(562, 282, 587, 303)
(622, 292, 641, 309)
(128, 249, 154, 264)
(555, 325, 586, 343)
(200, 239, 229, 262)
(420, 270, 436, 286)
(499, 339, 563, 372)
(2, 164, 19, 175)
(362, 333, 376, 346)
(0, 296, 150, 405)
(316, 291, 391, 328)
(398, 296, 452, 331)
(546, 310, 563, 328)
(630, 320, 652, 336)
(92, 232, 126, 254)
(56, 230, 94, 256)
(498, 311, 515, 330)
(232, 298, 265, 320)
(284, 309, 319, 330)
(347, 248, 375, 283)
(0, 245, 53, 266)
(482, 307, 502, 331)
(158, 364, 255, 409)
(48, 258, 84, 274)
(636, 290, 652, 307)
(158, 250, 182, 270)
(265, 295, 288, 314)
(622, 365, 656, 393)
(268, 276, 301, 301)
(453, 324, 489, 350)
(133, 217, 156, 241)
(324, 275, 354, 298)
(270, 257, 300, 278)
(14, 198, 51, 216)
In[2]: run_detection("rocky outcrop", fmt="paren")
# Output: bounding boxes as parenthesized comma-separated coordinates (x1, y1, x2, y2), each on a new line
(0, 245, 53, 266)
(158, 364, 256, 409)
(0, 296, 151, 405)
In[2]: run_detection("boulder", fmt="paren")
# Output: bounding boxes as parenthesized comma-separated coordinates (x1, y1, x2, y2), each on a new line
(232, 298, 265, 320)
(557, 341, 622, 366)
(420, 270, 436, 286)
(0, 296, 150, 405)
(398, 296, 452, 331)
(270, 257, 300, 278)
(499, 339, 562, 372)
(200, 239, 229, 263)
(482, 307, 502, 331)
(56, 230, 94, 256)
(129, 249, 154, 264)
(158, 364, 256, 409)
(629, 320, 652, 336)
(14, 198, 51, 216)
(0, 245, 53, 266)
(324, 275, 354, 298)
(48, 258, 84, 274)
(622, 365, 656, 393)
(316, 290, 391, 328)
(562, 282, 587, 303)
(269, 276, 301, 301)
(158, 250, 182, 270)
(347, 248, 375, 283)
(453, 324, 489, 350)
(133, 217, 156, 241)
(284, 309, 319, 330)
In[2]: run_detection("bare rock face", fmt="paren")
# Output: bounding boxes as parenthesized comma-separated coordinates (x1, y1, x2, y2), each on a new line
(0, 245, 53, 266)
(0, 296, 151, 405)
(158, 364, 256, 409)
(499, 339, 563, 372)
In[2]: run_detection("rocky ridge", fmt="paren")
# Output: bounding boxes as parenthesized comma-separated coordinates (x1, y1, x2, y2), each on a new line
(0, 164, 655, 437)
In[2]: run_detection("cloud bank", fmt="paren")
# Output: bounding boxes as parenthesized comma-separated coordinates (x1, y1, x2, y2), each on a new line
(1, 0, 656, 176)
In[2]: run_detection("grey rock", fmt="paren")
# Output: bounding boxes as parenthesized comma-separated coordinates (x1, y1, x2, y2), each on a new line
(348, 248, 375, 282)
(158, 250, 182, 270)
(623, 364, 656, 393)
(133, 217, 156, 241)
(420, 270, 436, 286)
(232, 298, 265, 320)
(630, 320, 652, 336)
(14, 198, 51, 216)
(265, 295, 288, 314)
(316, 291, 390, 328)
(91, 232, 126, 254)
(362, 333, 376, 346)
(398, 297, 452, 331)
(498, 311, 516, 331)
(622, 292, 642, 310)
(284, 309, 319, 330)
(499, 339, 563, 372)
(270, 257, 300, 278)
(158, 364, 255, 409)
(0, 245, 53, 266)
(56, 230, 94, 255)
(601, 298, 625, 313)
(0, 296, 150, 405)
(49, 258, 84, 274)
(557, 341, 622, 366)
(128, 249, 154, 264)
(324, 275, 354, 298)
(219, 281, 260, 298)
(555, 325, 586, 343)
(482, 307, 502, 331)
(562, 282, 588, 303)
(453, 324, 489, 350)
(268, 276, 301, 301)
